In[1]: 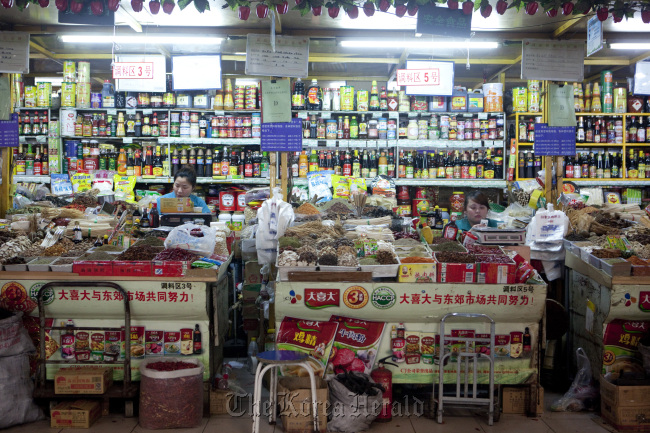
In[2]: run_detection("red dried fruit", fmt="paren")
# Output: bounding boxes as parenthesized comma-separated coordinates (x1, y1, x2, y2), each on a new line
(448, 0, 458, 9)
(90, 0, 104, 14)
(546, 7, 557, 17)
(70, 0, 83, 13)
(38, 0, 49, 8)
(597, 6, 608, 21)
(347, 4, 358, 17)
(107, 0, 119, 11)
(462, 0, 473, 14)
(643, 10, 650, 23)
(311, 4, 321, 14)
(561, 1, 573, 14)
(276, 0, 288, 14)
(480, 3, 491, 17)
(131, 0, 143, 11)
(363, 1, 374, 15)
(328, 5, 339, 17)
(496, 0, 507, 14)
(162, 0, 174, 13)
(149, 0, 160, 13)
(238, 4, 250, 19)
(256, 2, 268, 17)
(395, 3, 406, 16)
(379, 0, 390, 11)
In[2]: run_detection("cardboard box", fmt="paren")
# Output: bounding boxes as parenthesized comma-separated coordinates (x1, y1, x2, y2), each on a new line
(160, 197, 194, 214)
(153, 260, 190, 277)
(54, 366, 113, 395)
(210, 389, 236, 415)
(501, 386, 544, 415)
(398, 264, 437, 283)
(278, 377, 328, 433)
(436, 255, 476, 283)
(477, 257, 517, 284)
(50, 400, 102, 429)
(113, 260, 152, 277)
(601, 378, 650, 431)
(244, 260, 263, 286)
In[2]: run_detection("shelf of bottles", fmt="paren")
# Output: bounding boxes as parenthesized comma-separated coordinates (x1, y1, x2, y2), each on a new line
(560, 113, 650, 182)
(513, 112, 545, 181)
(14, 107, 61, 182)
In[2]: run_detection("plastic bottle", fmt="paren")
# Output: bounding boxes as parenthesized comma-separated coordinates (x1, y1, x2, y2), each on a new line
(248, 337, 258, 374)
(101, 80, 115, 108)
(264, 328, 276, 352)
(306, 79, 321, 110)
(217, 373, 229, 390)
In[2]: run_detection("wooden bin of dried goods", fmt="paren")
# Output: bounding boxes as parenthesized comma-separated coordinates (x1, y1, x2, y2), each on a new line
(34, 281, 138, 417)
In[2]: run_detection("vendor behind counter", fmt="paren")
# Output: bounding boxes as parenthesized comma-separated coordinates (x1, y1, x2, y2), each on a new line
(456, 191, 497, 232)
(157, 165, 210, 214)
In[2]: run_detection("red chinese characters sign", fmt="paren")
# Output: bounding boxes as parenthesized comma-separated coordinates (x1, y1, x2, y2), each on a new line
(113, 62, 154, 80)
(397, 68, 440, 87)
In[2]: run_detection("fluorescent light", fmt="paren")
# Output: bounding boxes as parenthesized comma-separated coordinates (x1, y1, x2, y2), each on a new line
(60, 34, 223, 45)
(610, 43, 650, 50)
(37, 77, 64, 86)
(235, 79, 260, 86)
(340, 40, 499, 49)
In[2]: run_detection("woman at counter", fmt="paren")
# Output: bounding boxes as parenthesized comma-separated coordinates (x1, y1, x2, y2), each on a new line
(456, 191, 495, 232)
(157, 165, 211, 214)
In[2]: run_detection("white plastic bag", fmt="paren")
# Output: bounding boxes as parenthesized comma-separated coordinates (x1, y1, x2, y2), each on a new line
(551, 348, 598, 412)
(528, 204, 568, 243)
(164, 223, 217, 256)
(256, 188, 295, 266)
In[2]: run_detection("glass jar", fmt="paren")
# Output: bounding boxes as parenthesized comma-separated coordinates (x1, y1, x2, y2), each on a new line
(407, 119, 418, 140)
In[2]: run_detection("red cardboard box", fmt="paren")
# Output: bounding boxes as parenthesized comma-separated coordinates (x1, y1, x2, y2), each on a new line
(477, 256, 517, 284)
(73, 261, 113, 276)
(113, 261, 152, 277)
(435, 253, 476, 283)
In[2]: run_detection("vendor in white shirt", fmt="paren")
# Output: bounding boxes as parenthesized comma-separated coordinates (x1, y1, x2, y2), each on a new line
(156, 165, 210, 214)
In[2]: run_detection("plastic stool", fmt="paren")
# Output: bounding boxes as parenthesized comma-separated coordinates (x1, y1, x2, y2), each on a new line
(252, 350, 320, 433)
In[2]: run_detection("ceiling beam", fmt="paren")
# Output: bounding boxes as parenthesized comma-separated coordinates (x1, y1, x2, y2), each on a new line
(29, 41, 56, 60)
(552, 16, 587, 39)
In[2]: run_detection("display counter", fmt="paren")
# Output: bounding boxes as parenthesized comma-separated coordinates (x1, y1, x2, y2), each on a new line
(275, 280, 546, 385)
(565, 251, 650, 379)
(0, 261, 230, 381)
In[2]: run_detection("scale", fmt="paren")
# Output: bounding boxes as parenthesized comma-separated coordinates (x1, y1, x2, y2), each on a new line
(469, 226, 526, 245)
(160, 213, 213, 227)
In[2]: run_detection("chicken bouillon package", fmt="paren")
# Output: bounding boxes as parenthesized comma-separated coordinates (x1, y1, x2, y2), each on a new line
(327, 315, 386, 375)
(276, 317, 339, 377)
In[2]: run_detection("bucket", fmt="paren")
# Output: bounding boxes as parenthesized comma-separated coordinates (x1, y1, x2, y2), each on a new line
(429, 96, 447, 112)
(450, 86, 467, 112)
(61, 82, 76, 107)
(467, 89, 484, 112)
(63, 60, 76, 82)
(36, 82, 52, 107)
(483, 83, 503, 112)
(219, 190, 236, 212)
(512, 87, 528, 112)
(77, 61, 91, 83)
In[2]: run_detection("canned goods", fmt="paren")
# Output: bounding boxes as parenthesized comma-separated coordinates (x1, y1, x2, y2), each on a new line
(440, 115, 450, 127)
(235, 128, 243, 138)
(473, 129, 481, 140)
(77, 61, 91, 82)
(138, 92, 150, 107)
(527, 80, 540, 92)
(488, 128, 497, 139)
(252, 125, 261, 138)
(428, 128, 440, 140)
(340, 86, 355, 111)
(219, 127, 227, 138)
(61, 83, 76, 107)
(242, 127, 252, 138)
(235, 117, 243, 128)
(243, 116, 252, 127)
(163, 92, 176, 107)
(91, 93, 102, 108)
(226, 116, 235, 128)
(76, 82, 91, 108)
(227, 128, 235, 138)
(24, 86, 37, 107)
(36, 82, 52, 107)
(512, 87, 528, 112)
(252, 113, 261, 125)
(180, 122, 191, 137)
(190, 112, 199, 123)
(481, 130, 489, 140)
(63, 60, 76, 82)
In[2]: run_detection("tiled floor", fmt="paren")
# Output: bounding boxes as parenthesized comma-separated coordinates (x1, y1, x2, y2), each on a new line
(4, 391, 614, 433)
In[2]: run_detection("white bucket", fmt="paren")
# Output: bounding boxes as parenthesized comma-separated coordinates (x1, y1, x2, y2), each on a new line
(483, 83, 503, 112)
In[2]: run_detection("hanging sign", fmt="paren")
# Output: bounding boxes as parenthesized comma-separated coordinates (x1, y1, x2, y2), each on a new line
(416, 4, 472, 39)
(261, 118, 303, 152)
(403, 60, 454, 96)
(586, 16, 603, 57)
(245, 34, 309, 78)
(521, 39, 584, 82)
(634, 62, 650, 95)
(548, 84, 577, 127)
(261, 80, 292, 124)
(534, 124, 576, 156)
(0, 31, 29, 74)
(115, 55, 166, 93)
(0, 116, 19, 148)
(112, 62, 154, 80)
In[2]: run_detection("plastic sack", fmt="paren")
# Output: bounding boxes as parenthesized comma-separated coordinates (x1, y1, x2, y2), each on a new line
(0, 354, 44, 428)
(551, 348, 599, 412)
(139, 358, 204, 430)
(327, 372, 383, 432)
(0, 311, 36, 358)
(164, 223, 216, 257)
(307, 171, 333, 204)
(527, 204, 568, 243)
(256, 187, 295, 266)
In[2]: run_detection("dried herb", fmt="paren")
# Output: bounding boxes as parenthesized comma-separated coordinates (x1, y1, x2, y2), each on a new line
(134, 236, 166, 247)
(467, 245, 502, 254)
(627, 256, 648, 266)
(318, 246, 338, 266)
(278, 237, 302, 250)
(337, 246, 356, 257)
(79, 251, 116, 261)
(592, 248, 622, 258)
(154, 248, 200, 262)
(297, 246, 317, 266)
(53, 258, 77, 265)
(95, 244, 125, 252)
(436, 252, 476, 263)
(295, 203, 320, 215)
(338, 253, 358, 267)
(42, 238, 74, 256)
(565, 233, 588, 241)
(116, 245, 161, 261)
(430, 242, 465, 252)
(3, 257, 27, 265)
(477, 255, 513, 264)
(359, 258, 379, 265)
(30, 257, 57, 265)
(376, 250, 398, 265)
(400, 257, 437, 263)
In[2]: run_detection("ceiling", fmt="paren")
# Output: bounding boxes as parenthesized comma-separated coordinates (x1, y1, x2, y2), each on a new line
(2, 1, 650, 89)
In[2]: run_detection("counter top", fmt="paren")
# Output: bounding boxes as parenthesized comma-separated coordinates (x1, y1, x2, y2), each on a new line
(0, 270, 218, 282)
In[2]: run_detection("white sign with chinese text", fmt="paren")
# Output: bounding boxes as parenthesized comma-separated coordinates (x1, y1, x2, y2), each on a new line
(0, 31, 29, 74)
(404, 60, 454, 96)
(115, 55, 166, 93)
(112, 62, 154, 80)
(521, 39, 584, 82)
(587, 16, 603, 57)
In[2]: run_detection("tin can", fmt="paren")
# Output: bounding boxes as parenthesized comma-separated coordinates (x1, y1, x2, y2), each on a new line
(439, 115, 450, 128)
(243, 116, 252, 127)
(242, 127, 252, 138)
(340, 86, 355, 111)
(252, 112, 261, 126)
(488, 128, 497, 139)
(180, 122, 191, 137)
(91, 93, 102, 108)
(24, 86, 37, 107)
(473, 129, 481, 140)
(138, 92, 151, 107)
(76, 82, 91, 108)
(528, 90, 540, 113)
(235, 116, 243, 128)
(36, 82, 52, 107)
(235, 128, 244, 138)
(227, 128, 235, 138)
(77, 61, 91, 83)
(13, 75, 24, 108)
(163, 92, 176, 107)
(512, 87, 527, 112)
(61, 82, 76, 107)
(190, 112, 200, 123)
(527, 80, 540, 92)
(457, 123, 465, 140)
(428, 128, 440, 140)
(252, 125, 261, 138)
(613, 87, 627, 113)
(219, 127, 227, 138)
(387, 119, 397, 139)
(357, 90, 369, 111)
(63, 60, 76, 82)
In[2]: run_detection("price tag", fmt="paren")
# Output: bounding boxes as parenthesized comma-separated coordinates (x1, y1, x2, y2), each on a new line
(317, 140, 327, 147)
(107, 109, 117, 116)
(143, 109, 153, 115)
(408, 112, 418, 118)
(123, 138, 133, 144)
(296, 112, 308, 119)
(478, 113, 488, 119)
(126, 109, 136, 116)
(338, 140, 349, 147)
(142, 175, 156, 179)
(388, 112, 399, 119)
(214, 111, 225, 116)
